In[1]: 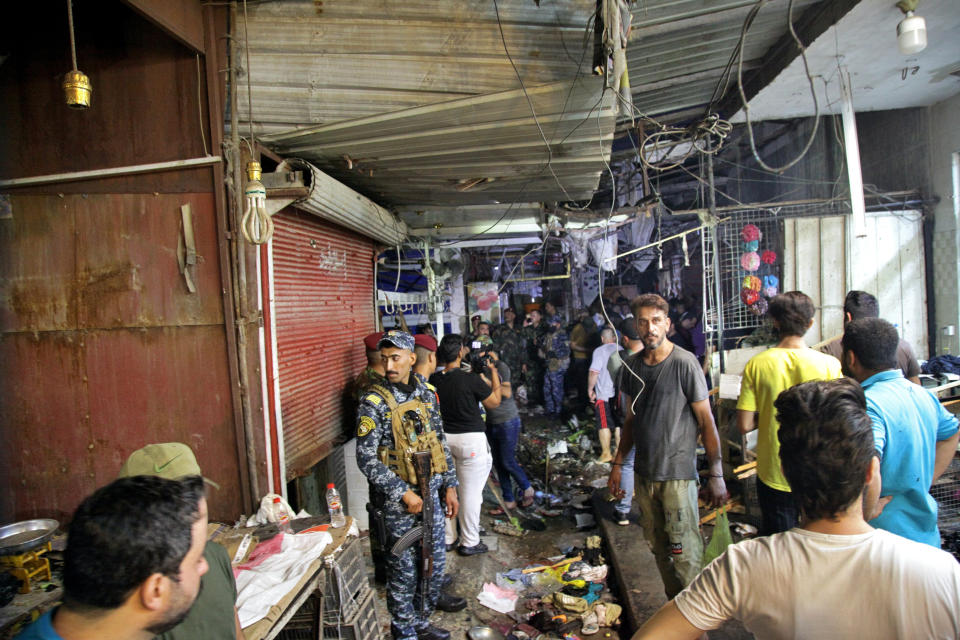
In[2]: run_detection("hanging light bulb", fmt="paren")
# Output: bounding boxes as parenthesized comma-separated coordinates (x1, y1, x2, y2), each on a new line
(63, 0, 92, 109)
(897, 11, 927, 54)
(240, 161, 274, 244)
(895, 1, 927, 55)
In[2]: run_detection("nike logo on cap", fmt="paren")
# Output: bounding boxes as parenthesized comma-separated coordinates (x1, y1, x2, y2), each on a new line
(154, 452, 183, 473)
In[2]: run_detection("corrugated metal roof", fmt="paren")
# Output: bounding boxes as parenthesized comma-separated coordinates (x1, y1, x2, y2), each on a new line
(261, 77, 617, 207)
(235, 0, 835, 226)
(238, 0, 598, 135)
(627, 0, 822, 121)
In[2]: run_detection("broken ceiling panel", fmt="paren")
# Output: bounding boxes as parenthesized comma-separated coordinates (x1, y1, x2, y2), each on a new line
(261, 77, 617, 207)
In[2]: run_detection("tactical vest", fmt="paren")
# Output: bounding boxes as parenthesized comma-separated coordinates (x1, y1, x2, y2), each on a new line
(368, 384, 449, 485)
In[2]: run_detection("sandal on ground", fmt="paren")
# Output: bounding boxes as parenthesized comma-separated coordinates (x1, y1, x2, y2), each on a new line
(520, 487, 535, 508)
(489, 502, 517, 516)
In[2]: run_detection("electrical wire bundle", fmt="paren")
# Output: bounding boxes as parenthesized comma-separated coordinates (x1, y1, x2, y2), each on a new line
(638, 114, 733, 172)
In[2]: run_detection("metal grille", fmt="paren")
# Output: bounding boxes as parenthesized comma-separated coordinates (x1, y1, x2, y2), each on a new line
(702, 201, 850, 336)
(934, 454, 960, 532)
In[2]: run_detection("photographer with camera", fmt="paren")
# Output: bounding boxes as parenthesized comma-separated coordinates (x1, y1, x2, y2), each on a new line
(430, 334, 500, 556)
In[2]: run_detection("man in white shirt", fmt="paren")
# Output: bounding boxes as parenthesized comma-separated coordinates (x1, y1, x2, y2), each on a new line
(589, 327, 621, 463)
(634, 378, 960, 640)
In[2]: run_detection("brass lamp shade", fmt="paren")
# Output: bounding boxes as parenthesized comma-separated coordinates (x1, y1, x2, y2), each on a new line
(63, 69, 92, 109)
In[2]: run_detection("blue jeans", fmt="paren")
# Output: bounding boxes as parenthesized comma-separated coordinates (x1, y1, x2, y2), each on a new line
(486, 417, 531, 503)
(616, 445, 635, 516)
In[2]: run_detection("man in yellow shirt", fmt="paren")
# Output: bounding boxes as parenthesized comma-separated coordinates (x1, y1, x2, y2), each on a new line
(737, 291, 842, 535)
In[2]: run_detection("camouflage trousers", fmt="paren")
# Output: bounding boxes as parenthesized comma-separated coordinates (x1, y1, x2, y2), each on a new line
(525, 362, 545, 406)
(634, 478, 703, 599)
(543, 369, 566, 415)
(383, 491, 447, 640)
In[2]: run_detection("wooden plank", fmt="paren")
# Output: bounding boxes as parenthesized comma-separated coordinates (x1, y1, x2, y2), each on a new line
(783, 219, 797, 292)
(795, 217, 822, 341)
(819, 216, 847, 343)
(897, 213, 927, 358)
(874, 215, 902, 340)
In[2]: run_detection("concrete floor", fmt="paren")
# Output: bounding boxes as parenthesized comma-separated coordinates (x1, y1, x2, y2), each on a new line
(362, 493, 754, 640)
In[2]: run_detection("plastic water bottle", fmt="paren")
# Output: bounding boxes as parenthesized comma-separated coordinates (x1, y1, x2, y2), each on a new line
(326, 483, 346, 528)
(273, 497, 292, 534)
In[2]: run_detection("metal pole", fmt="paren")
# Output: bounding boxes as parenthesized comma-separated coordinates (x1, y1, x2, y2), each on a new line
(229, 3, 262, 504)
(0, 156, 221, 189)
(706, 148, 725, 373)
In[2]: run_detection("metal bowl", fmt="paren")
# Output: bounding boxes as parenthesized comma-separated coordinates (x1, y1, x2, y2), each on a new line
(468, 627, 504, 640)
(0, 519, 59, 556)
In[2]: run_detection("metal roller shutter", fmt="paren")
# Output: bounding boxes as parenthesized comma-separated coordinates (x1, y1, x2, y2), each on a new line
(270, 209, 376, 479)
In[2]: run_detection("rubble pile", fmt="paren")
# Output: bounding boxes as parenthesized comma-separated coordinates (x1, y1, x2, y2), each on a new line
(474, 535, 622, 639)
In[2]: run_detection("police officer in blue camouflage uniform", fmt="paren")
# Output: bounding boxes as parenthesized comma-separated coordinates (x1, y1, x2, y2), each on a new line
(356, 330, 460, 640)
(543, 315, 571, 418)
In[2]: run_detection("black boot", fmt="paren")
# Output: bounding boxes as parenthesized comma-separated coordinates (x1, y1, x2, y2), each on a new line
(416, 623, 451, 640)
(435, 592, 467, 612)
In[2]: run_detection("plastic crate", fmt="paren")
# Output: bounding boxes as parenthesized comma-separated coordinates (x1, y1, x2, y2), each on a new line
(276, 593, 323, 640)
(322, 586, 380, 640)
(322, 538, 369, 623)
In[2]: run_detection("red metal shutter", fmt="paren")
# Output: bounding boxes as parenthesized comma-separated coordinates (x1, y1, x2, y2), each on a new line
(270, 209, 375, 479)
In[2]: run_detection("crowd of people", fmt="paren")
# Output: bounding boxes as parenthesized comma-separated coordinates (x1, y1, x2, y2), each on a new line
(354, 288, 960, 640)
(21, 289, 960, 640)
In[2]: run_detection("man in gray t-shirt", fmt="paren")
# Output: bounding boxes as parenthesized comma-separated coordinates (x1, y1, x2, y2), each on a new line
(608, 294, 727, 599)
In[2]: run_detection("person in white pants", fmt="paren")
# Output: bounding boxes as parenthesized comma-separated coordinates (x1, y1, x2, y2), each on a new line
(429, 334, 500, 556)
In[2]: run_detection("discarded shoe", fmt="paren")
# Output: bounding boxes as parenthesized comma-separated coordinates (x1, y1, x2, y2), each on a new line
(417, 623, 451, 640)
(580, 611, 599, 635)
(458, 541, 489, 556)
(436, 592, 467, 612)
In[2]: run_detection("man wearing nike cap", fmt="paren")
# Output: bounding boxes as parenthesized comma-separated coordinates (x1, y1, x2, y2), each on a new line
(118, 443, 243, 640)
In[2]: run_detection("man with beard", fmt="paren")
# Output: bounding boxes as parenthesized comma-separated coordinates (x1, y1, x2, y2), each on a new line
(356, 330, 460, 640)
(607, 294, 726, 599)
(17, 475, 210, 640)
(116, 443, 241, 640)
(737, 291, 843, 535)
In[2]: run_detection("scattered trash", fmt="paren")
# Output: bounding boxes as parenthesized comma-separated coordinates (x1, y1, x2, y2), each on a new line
(546, 441, 569, 457)
(574, 514, 596, 529)
(478, 582, 520, 614)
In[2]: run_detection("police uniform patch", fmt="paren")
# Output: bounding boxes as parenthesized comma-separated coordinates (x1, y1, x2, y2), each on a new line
(357, 416, 376, 437)
(365, 394, 382, 406)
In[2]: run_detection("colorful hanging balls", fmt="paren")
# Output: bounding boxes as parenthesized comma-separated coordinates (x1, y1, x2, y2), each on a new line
(740, 288, 760, 306)
(742, 239, 759, 252)
(749, 297, 769, 316)
(740, 224, 761, 243)
(740, 251, 760, 272)
(761, 250, 777, 265)
(742, 275, 762, 291)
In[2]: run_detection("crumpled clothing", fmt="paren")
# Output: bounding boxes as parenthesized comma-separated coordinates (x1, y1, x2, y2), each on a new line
(235, 530, 334, 627)
(923, 355, 960, 376)
(544, 591, 589, 613)
(593, 602, 622, 626)
(478, 582, 518, 613)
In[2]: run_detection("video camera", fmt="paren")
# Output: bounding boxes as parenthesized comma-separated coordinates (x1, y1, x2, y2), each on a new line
(464, 340, 494, 373)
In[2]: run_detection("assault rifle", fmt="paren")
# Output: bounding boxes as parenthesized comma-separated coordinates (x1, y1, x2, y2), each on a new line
(389, 450, 434, 614)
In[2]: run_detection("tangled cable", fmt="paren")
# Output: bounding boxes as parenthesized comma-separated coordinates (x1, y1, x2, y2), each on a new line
(638, 114, 733, 171)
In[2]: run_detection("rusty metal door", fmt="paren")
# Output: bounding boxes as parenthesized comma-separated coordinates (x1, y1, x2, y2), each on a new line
(266, 209, 376, 482)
